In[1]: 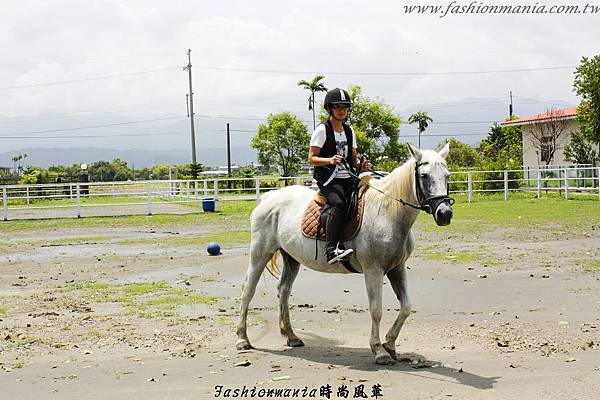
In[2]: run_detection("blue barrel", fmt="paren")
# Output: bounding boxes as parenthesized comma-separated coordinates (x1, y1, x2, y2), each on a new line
(202, 197, 216, 212)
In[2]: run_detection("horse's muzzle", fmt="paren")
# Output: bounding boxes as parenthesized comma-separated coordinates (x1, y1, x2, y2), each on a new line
(432, 200, 453, 226)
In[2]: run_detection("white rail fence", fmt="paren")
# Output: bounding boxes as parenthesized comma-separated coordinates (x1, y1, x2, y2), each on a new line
(2, 167, 599, 221)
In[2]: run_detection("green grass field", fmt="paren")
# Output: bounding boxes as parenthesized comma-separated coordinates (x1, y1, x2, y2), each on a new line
(1, 195, 598, 237)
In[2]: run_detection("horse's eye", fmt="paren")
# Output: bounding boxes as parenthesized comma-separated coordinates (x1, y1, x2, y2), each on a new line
(420, 173, 428, 179)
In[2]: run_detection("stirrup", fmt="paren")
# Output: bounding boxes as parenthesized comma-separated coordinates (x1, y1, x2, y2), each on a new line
(327, 245, 354, 264)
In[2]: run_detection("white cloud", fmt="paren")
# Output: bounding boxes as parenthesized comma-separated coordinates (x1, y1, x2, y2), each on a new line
(0, 0, 595, 153)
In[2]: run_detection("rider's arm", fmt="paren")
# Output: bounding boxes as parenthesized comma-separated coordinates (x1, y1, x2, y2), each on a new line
(309, 146, 341, 166)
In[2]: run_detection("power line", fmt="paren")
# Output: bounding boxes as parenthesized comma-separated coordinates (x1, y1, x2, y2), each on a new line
(1, 115, 186, 136)
(0, 67, 181, 90)
(0, 132, 185, 139)
(193, 65, 575, 76)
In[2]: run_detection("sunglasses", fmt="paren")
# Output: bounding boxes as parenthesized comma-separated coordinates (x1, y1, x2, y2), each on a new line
(331, 105, 349, 111)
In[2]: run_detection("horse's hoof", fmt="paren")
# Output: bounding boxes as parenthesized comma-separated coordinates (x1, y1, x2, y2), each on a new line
(375, 353, 396, 365)
(287, 338, 305, 347)
(236, 340, 254, 350)
(382, 342, 398, 360)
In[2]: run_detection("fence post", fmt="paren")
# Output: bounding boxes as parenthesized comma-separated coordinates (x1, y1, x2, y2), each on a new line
(186, 181, 190, 204)
(194, 181, 198, 207)
(467, 171, 473, 203)
(295, 177, 301, 186)
(597, 167, 600, 200)
(213, 179, 219, 211)
(70, 184, 73, 199)
(504, 170, 509, 201)
(26, 186, 30, 205)
(564, 168, 569, 199)
(76, 184, 81, 218)
(537, 170, 541, 198)
(203, 180, 208, 197)
(2, 187, 7, 221)
(147, 181, 152, 215)
(256, 178, 260, 204)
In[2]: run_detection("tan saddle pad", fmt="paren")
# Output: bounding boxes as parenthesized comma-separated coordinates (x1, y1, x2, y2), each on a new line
(301, 188, 367, 241)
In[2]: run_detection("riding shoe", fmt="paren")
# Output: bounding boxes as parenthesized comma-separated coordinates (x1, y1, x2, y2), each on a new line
(327, 245, 354, 264)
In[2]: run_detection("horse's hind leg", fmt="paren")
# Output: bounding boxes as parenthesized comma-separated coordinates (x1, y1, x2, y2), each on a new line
(236, 244, 273, 350)
(383, 265, 412, 360)
(278, 251, 304, 347)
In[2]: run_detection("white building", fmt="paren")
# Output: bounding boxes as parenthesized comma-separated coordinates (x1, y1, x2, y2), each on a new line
(501, 106, 578, 168)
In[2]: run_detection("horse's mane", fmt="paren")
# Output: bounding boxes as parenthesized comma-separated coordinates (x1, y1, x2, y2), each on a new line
(364, 158, 416, 215)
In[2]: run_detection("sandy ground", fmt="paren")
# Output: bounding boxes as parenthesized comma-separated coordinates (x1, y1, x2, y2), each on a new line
(0, 213, 599, 400)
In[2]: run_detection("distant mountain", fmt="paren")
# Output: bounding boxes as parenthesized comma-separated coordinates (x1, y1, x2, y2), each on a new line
(0, 146, 257, 169)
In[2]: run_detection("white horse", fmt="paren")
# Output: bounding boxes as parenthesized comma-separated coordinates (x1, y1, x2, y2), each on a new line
(236, 143, 453, 364)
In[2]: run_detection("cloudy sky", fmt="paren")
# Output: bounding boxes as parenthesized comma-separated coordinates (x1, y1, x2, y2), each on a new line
(1, 0, 597, 160)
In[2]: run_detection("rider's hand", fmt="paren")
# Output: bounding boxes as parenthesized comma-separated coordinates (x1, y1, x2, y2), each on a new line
(330, 155, 343, 165)
(362, 160, 372, 172)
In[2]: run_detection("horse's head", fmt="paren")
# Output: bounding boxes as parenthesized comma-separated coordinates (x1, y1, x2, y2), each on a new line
(407, 143, 453, 226)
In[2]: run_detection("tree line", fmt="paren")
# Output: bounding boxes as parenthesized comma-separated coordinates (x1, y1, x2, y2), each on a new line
(2, 55, 598, 185)
(252, 54, 599, 175)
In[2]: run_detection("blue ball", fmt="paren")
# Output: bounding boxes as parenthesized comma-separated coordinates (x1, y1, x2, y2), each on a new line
(207, 242, 221, 256)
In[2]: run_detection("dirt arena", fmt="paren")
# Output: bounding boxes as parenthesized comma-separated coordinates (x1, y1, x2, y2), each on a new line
(0, 206, 599, 399)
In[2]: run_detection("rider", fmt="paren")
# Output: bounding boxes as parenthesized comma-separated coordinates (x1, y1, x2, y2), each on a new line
(308, 88, 371, 264)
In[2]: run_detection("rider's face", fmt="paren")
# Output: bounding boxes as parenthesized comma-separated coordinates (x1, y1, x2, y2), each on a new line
(330, 104, 349, 118)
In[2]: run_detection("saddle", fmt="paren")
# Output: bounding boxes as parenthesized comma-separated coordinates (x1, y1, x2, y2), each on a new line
(301, 176, 371, 241)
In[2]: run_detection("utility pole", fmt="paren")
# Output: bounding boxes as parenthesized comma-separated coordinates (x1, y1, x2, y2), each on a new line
(509, 91, 514, 119)
(183, 49, 197, 165)
(226, 123, 232, 190)
(226, 123, 232, 178)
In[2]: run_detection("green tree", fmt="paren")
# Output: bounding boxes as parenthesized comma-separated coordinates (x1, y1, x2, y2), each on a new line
(438, 138, 480, 169)
(150, 165, 171, 180)
(408, 111, 433, 149)
(479, 121, 522, 165)
(18, 167, 41, 185)
(251, 112, 309, 177)
(297, 75, 328, 130)
(345, 85, 406, 166)
(573, 55, 600, 155)
(564, 129, 597, 165)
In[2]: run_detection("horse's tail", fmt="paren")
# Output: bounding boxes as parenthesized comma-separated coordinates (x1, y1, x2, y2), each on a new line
(267, 250, 281, 279)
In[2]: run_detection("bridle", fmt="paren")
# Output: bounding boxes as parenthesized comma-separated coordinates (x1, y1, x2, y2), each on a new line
(342, 157, 455, 214)
(413, 161, 455, 214)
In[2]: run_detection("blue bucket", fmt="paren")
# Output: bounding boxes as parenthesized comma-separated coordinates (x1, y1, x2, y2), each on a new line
(202, 197, 216, 212)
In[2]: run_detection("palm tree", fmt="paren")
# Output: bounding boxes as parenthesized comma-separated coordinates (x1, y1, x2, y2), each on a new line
(297, 75, 327, 130)
(408, 111, 433, 148)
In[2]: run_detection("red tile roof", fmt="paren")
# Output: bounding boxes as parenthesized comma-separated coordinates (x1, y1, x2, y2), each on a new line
(501, 106, 578, 126)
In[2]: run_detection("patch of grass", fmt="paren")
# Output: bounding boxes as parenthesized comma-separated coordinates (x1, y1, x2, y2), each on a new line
(416, 195, 600, 241)
(421, 249, 501, 265)
(574, 259, 600, 272)
(58, 280, 218, 319)
(12, 356, 28, 369)
(143, 294, 217, 307)
(82, 328, 103, 338)
(0, 306, 9, 317)
(0, 200, 254, 233)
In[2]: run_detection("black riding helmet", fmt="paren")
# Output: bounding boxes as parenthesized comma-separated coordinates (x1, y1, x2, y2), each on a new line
(323, 88, 352, 112)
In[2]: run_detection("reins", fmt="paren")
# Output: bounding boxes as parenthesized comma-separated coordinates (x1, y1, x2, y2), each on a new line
(339, 160, 428, 212)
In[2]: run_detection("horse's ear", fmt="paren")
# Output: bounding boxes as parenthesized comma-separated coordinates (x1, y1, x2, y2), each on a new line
(438, 142, 450, 159)
(406, 143, 422, 161)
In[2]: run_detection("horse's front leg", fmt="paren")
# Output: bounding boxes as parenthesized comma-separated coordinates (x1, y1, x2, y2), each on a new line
(364, 269, 395, 365)
(383, 265, 412, 360)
